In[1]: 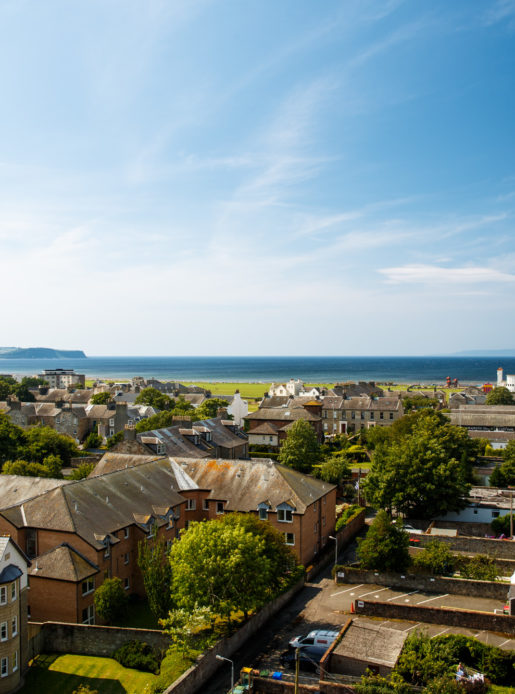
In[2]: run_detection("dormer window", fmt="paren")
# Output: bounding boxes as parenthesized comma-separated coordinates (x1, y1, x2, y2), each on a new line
(257, 502, 270, 521)
(156, 444, 165, 455)
(216, 501, 224, 515)
(277, 503, 294, 523)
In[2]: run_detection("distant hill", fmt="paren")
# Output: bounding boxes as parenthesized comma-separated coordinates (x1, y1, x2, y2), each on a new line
(0, 347, 87, 359)
(452, 349, 515, 357)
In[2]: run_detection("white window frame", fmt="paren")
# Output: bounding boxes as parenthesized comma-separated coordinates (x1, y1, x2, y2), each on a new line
(277, 508, 293, 523)
(11, 582, 16, 602)
(1, 657, 7, 677)
(0, 622, 7, 642)
(186, 499, 196, 511)
(11, 616, 17, 638)
(123, 527, 130, 539)
(0, 586, 6, 606)
(12, 651, 17, 673)
(284, 532, 295, 546)
(82, 578, 95, 596)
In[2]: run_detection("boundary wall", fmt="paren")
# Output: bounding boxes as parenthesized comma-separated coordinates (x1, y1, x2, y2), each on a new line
(414, 533, 515, 560)
(335, 566, 510, 601)
(355, 600, 515, 635)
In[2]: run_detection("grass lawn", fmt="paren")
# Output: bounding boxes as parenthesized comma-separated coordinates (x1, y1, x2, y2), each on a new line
(19, 653, 157, 694)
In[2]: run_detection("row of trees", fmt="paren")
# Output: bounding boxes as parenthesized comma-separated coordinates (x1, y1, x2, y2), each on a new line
(0, 412, 81, 477)
(0, 375, 48, 402)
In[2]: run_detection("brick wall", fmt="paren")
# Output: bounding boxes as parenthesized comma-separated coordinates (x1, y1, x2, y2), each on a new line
(335, 566, 510, 601)
(355, 600, 515, 635)
(306, 509, 365, 581)
(247, 675, 354, 693)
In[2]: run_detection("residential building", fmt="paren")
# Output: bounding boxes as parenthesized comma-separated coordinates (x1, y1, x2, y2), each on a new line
(38, 369, 85, 389)
(339, 396, 403, 433)
(268, 379, 304, 397)
(0, 536, 30, 694)
(245, 405, 323, 448)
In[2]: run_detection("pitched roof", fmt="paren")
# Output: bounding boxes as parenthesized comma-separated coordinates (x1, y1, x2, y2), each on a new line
(1, 460, 187, 550)
(246, 407, 320, 423)
(28, 543, 99, 582)
(334, 620, 407, 667)
(173, 457, 335, 513)
(0, 476, 71, 510)
(89, 453, 165, 478)
(248, 422, 279, 435)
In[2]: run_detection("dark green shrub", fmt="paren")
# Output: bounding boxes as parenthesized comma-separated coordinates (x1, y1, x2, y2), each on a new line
(458, 555, 499, 581)
(112, 640, 160, 674)
(411, 539, 456, 575)
(335, 505, 362, 531)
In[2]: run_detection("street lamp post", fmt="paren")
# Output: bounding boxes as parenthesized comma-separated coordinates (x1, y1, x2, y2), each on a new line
(329, 535, 338, 567)
(216, 654, 234, 692)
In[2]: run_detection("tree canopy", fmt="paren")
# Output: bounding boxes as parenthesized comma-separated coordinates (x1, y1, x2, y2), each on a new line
(486, 386, 514, 405)
(138, 528, 173, 619)
(169, 514, 300, 619)
(278, 419, 321, 473)
(94, 577, 128, 624)
(89, 392, 113, 405)
(357, 510, 411, 572)
(193, 398, 229, 420)
(135, 387, 174, 411)
(362, 410, 475, 518)
(489, 440, 515, 487)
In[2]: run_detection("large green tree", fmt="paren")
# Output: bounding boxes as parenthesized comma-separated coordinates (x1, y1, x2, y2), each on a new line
(137, 529, 173, 619)
(21, 426, 80, 466)
(0, 412, 25, 466)
(278, 419, 321, 473)
(94, 577, 128, 624)
(486, 386, 514, 405)
(489, 440, 515, 487)
(89, 392, 113, 405)
(357, 510, 411, 572)
(193, 398, 229, 420)
(362, 411, 475, 518)
(169, 515, 298, 619)
(135, 387, 174, 411)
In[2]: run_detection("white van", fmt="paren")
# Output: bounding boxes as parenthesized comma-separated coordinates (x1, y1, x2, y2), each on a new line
(289, 630, 339, 650)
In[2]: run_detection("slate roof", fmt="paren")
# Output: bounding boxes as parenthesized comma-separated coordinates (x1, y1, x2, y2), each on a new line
(334, 620, 407, 668)
(28, 543, 99, 582)
(248, 422, 279, 435)
(0, 476, 71, 510)
(89, 453, 165, 478)
(260, 396, 292, 408)
(1, 460, 187, 550)
(173, 457, 335, 513)
(246, 407, 320, 423)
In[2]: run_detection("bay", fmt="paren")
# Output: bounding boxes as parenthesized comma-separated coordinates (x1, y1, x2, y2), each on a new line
(1, 355, 514, 385)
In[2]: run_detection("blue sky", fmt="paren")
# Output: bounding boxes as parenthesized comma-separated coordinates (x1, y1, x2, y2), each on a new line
(1, 0, 515, 356)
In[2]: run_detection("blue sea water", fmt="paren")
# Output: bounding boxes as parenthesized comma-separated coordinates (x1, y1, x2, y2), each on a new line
(1, 355, 514, 385)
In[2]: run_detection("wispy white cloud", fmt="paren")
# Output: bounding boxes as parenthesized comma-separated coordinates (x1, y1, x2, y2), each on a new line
(379, 264, 515, 285)
(482, 0, 515, 27)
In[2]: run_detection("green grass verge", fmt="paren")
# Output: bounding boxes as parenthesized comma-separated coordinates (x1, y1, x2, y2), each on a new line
(20, 653, 157, 694)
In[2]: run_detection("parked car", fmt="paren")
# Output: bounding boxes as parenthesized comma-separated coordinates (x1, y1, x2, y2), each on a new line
(289, 629, 338, 650)
(402, 523, 423, 535)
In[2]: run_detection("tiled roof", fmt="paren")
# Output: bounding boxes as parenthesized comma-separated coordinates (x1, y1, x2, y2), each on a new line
(89, 453, 164, 478)
(28, 543, 99, 582)
(174, 457, 335, 513)
(1, 460, 187, 550)
(0, 476, 71, 510)
(246, 408, 320, 422)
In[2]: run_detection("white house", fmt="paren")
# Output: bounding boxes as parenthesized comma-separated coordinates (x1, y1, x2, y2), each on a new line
(269, 379, 304, 397)
(497, 367, 515, 393)
(226, 391, 249, 426)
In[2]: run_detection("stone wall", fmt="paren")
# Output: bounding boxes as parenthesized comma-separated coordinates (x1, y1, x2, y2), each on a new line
(414, 533, 515, 559)
(164, 579, 305, 694)
(335, 566, 510, 600)
(29, 621, 170, 658)
(306, 509, 365, 581)
(355, 600, 515, 635)
(246, 676, 354, 693)
(409, 546, 515, 575)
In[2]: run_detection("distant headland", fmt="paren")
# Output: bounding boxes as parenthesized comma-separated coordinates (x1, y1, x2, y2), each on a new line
(0, 347, 87, 359)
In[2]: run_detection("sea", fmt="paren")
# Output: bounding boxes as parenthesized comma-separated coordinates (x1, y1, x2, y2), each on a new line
(1, 355, 514, 385)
